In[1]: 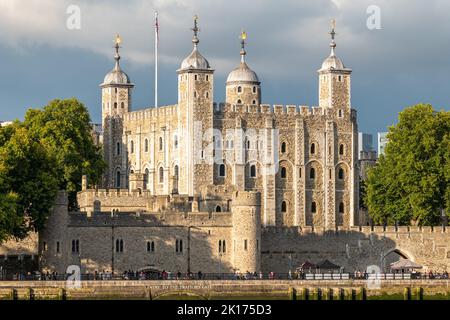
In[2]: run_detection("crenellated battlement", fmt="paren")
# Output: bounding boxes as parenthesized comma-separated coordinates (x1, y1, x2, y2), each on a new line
(213, 103, 353, 118)
(231, 191, 261, 207)
(124, 104, 178, 122)
(261, 225, 448, 236)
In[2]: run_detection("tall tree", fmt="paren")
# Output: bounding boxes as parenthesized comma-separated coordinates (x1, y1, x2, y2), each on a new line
(366, 104, 450, 225)
(23, 99, 106, 209)
(0, 99, 105, 242)
(0, 124, 59, 238)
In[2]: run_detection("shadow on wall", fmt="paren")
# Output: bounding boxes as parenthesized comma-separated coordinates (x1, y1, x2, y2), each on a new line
(261, 228, 409, 274)
(40, 209, 235, 276)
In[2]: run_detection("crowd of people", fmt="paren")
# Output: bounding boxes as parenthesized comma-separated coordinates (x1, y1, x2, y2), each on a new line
(3, 269, 450, 281)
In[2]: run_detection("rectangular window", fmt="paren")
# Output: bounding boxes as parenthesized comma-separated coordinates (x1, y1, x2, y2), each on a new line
(72, 240, 79, 254)
(244, 239, 248, 251)
(56, 241, 60, 254)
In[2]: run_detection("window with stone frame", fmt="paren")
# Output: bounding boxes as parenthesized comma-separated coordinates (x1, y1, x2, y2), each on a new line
(310, 168, 315, 179)
(339, 144, 344, 155)
(281, 201, 287, 213)
(338, 168, 345, 180)
(159, 167, 164, 183)
(281, 142, 287, 154)
(219, 164, 226, 177)
(339, 202, 345, 213)
(250, 164, 257, 178)
(281, 166, 287, 179)
(311, 202, 317, 214)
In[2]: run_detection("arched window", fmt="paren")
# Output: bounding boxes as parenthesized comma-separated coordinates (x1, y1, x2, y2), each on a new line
(121, 102, 125, 109)
(338, 109, 343, 118)
(339, 144, 344, 155)
(144, 169, 149, 190)
(310, 168, 315, 179)
(222, 240, 226, 253)
(159, 167, 164, 184)
(116, 171, 121, 188)
(114, 102, 118, 109)
(194, 91, 197, 98)
(174, 165, 179, 179)
(219, 164, 226, 177)
(216, 205, 222, 212)
(159, 137, 163, 151)
(250, 165, 257, 178)
(246, 140, 251, 149)
(310, 143, 316, 155)
(237, 86, 242, 93)
(281, 142, 287, 153)
(311, 202, 317, 213)
(339, 202, 345, 213)
(115, 88, 118, 94)
(147, 241, 155, 253)
(116, 239, 124, 253)
(252, 100, 256, 105)
(116, 142, 121, 155)
(206, 75, 209, 81)
(338, 168, 344, 180)
(71, 240, 80, 253)
(281, 166, 287, 179)
(253, 86, 257, 93)
(145, 139, 149, 152)
(281, 201, 287, 213)
(219, 240, 222, 253)
(206, 92, 209, 99)
(176, 239, 183, 253)
(130, 140, 134, 154)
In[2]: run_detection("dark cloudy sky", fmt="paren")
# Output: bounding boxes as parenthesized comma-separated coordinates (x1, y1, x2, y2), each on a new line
(1, 0, 449, 146)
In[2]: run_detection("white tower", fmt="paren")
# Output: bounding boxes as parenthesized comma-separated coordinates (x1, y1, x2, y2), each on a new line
(100, 35, 134, 188)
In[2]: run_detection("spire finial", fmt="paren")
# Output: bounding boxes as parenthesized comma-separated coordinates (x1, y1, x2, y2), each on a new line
(192, 15, 200, 47)
(114, 34, 122, 69)
(240, 30, 247, 63)
(329, 19, 337, 55)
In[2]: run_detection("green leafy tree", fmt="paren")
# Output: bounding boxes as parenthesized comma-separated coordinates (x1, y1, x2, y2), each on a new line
(0, 193, 20, 243)
(0, 99, 105, 242)
(366, 104, 450, 225)
(23, 98, 106, 209)
(0, 124, 59, 238)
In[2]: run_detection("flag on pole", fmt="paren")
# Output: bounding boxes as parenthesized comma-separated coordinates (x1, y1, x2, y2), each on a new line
(155, 11, 159, 46)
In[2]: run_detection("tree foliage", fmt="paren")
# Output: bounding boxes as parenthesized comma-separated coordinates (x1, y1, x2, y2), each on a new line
(366, 104, 450, 225)
(0, 99, 105, 243)
(23, 99, 106, 209)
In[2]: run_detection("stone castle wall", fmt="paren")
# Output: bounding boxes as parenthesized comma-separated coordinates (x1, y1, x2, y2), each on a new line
(31, 192, 450, 276)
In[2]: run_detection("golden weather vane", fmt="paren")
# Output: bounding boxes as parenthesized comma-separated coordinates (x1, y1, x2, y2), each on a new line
(115, 34, 122, 45)
(240, 30, 247, 41)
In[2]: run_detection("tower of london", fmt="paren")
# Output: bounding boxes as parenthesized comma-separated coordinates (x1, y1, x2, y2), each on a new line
(36, 17, 363, 275)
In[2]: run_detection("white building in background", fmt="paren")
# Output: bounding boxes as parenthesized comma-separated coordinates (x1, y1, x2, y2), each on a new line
(358, 132, 373, 159)
(378, 132, 388, 156)
(0, 121, 13, 127)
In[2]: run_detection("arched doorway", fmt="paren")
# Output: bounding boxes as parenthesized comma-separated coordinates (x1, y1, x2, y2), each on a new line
(382, 249, 409, 272)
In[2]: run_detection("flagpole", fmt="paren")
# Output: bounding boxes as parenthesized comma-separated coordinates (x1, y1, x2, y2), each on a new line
(155, 11, 158, 109)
